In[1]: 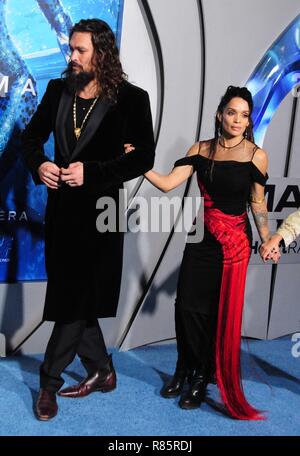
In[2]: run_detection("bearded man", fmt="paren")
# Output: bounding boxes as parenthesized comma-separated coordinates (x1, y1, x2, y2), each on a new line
(22, 18, 155, 420)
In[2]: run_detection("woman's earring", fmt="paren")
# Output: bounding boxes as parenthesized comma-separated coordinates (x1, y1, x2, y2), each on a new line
(244, 127, 248, 139)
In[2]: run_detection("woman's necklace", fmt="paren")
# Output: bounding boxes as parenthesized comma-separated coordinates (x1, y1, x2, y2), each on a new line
(219, 136, 245, 149)
(73, 95, 99, 140)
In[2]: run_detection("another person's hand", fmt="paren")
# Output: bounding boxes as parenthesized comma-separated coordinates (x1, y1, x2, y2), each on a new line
(124, 143, 135, 153)
(38, 161, 61, 189)
(259, 234, 282, 263)
(60, 162, 84, 187)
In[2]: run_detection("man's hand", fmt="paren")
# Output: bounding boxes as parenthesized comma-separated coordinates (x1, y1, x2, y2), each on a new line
(259, 234, 282, 263)
(38, 161, 61, 189)
(60, 162, 84, 187)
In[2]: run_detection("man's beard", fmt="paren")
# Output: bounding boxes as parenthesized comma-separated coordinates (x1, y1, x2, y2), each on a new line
(63, 62, 95, 93)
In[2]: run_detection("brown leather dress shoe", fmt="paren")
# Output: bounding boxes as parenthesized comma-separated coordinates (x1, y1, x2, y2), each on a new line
(58, 354, 116, 398)
(36, 389, 58, 421)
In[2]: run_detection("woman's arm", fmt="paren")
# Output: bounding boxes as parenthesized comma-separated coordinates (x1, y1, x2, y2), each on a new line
(250, 149, 270, 243)
(125, 143, 199, 193)
(250, 183, 270, 243)
(144, 164, 193, 193)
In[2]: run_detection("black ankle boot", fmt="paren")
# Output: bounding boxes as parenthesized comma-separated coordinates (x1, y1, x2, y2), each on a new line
(160, 369, 188, 398)
(208, 354, 217, 384)
(179, 370, 207, 409)
(209, 371, 217, 384)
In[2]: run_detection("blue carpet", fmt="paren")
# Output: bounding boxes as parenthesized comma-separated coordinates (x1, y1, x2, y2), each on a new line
(0, 336, 299, 436)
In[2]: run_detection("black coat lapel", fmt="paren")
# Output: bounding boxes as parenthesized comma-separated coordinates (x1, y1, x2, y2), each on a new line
(55, 90, 73, 165)
(70, 98, 111, 161)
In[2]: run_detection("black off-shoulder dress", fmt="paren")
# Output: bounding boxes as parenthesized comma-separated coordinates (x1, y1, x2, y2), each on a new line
(173, 145, 267, 420)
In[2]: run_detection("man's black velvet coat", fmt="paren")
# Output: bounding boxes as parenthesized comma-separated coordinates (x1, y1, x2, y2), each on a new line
(22, 79, 155, 322)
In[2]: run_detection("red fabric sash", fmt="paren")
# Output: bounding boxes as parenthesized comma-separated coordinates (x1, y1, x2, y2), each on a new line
(198, 179, 264, 419)
(204, 206, 264, 420)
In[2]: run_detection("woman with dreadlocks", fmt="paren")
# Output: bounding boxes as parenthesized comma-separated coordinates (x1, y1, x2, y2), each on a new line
(126, 85, 276, 420)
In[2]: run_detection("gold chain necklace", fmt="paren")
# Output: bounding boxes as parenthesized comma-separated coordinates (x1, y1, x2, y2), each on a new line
(73, 95, 99, 140)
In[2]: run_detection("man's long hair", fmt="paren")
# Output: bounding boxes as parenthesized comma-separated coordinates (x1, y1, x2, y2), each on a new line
(65, 18, 125, 101)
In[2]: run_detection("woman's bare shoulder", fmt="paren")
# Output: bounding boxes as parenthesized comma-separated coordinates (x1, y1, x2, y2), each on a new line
(186, 139, 212, 157)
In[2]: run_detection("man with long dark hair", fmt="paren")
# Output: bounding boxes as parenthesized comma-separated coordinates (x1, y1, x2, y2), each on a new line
(22, 18, 155, 420)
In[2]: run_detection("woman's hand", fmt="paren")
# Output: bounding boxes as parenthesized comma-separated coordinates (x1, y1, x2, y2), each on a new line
(124, 143, 135, 153)
(259, 234, 282, 263)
